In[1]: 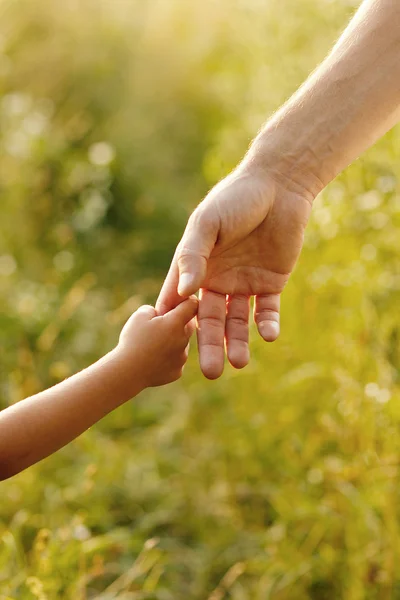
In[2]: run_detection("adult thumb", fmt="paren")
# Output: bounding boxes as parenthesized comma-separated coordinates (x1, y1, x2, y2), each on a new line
(177, 206, 219, 297)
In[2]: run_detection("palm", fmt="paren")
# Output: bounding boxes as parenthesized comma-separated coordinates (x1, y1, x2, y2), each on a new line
(203, 173, 310, 296)
(157, 167, 313, 379)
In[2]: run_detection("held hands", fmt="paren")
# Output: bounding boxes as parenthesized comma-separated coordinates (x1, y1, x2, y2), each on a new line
(156, 162, 316, 379)
(116, 296, 198, 392)
(0, 165, 316, 479)
(0, 162, 315, 481)
(117, 158, 316, 385)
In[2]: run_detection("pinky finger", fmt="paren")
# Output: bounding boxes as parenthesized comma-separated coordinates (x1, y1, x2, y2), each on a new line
(254, 293, 280, 342)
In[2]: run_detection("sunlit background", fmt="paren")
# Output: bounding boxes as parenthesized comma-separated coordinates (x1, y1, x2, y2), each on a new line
(2, 0, 400, 597)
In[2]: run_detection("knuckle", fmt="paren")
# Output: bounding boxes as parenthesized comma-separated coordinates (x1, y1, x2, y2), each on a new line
(228, 316, 248, 327)
(187, 205, 218, 236)
(198, 315, 222, 328)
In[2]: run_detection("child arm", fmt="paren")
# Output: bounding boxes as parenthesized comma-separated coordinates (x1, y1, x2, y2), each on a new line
(0, 298, 197, 480)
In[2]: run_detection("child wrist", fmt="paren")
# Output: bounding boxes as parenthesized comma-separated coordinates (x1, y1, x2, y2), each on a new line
(109, 346, 148, 398)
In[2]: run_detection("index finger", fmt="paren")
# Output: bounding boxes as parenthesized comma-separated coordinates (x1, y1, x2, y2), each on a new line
(156, 256, 183, 316)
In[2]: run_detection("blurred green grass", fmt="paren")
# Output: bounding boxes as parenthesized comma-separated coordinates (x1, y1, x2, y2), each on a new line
(2, 0, 400, 598)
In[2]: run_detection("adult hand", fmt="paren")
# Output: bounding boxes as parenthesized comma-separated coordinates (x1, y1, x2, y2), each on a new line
(158, 0, 400, 380)
(156, 160, 316, 379)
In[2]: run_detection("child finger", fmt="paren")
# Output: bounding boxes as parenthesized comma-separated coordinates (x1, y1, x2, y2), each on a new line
(184, 317, 196, 339)
(165, 295, 198, 327)
(134, 305, 157, 321)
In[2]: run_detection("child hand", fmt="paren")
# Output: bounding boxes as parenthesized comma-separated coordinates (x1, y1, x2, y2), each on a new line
(116, 296, 198, 391)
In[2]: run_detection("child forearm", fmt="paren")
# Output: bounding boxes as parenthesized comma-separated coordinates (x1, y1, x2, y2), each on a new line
(0, 298, 197, 481)
(0, 349, 141, 480)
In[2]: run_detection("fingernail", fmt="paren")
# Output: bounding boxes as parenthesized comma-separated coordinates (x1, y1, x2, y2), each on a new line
(258, 320, 280, 342)
(178, 273, 194, 296)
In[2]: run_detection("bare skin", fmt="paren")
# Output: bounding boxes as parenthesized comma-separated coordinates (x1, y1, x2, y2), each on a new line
(158, 169, 312, 377)
(157, 0, 400, 379)
(0, 297, 198, 480)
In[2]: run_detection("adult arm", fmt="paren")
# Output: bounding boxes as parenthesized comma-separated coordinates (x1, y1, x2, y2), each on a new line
(157, 0, 400, 379)
(251, 0, 400, 195)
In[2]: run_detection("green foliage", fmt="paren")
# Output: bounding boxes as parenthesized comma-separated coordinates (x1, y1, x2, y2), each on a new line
(2, 0, 400, 598)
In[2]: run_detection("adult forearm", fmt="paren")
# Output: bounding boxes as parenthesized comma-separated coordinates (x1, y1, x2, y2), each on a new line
(0, 350, 141, 480)
(248, 0, 400, 198)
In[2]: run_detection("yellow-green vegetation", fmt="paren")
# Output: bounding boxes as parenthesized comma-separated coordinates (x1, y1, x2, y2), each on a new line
(2, 0, 400, 598)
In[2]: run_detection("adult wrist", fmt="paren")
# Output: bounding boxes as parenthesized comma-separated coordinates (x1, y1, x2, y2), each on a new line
(243, 124, 329, 204)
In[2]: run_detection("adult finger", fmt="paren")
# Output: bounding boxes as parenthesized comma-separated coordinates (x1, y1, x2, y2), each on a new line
(225, 294, 250, 369)
(176, 205, 219, 297)
(156, 256, 183, 316)
(197, 289, 226, 380)
(254, 293, 280, 342)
